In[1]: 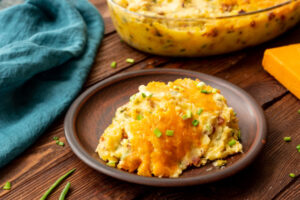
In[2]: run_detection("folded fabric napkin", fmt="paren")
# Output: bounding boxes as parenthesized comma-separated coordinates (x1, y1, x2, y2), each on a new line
(0, 0, 104, 167)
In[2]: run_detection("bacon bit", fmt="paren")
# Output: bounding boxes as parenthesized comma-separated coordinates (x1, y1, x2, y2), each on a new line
(204, 28, 218, 37)
(221, 4, 233, 12)
(100, 137, 105, 141)
(192, 157, 201, 166)
(280, 15, 286, 21)
(238, 9, 246, 14)
(212, 126, 216, 134)
(217, 116, 225, 125)
(122, 129, 128, 139)
(250, 20, 256, 28)
(268, 12, 276, 21)
(227, 26, 235, 33)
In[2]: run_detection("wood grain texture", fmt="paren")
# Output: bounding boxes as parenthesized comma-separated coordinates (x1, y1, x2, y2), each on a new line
(0, 0, 299, 199)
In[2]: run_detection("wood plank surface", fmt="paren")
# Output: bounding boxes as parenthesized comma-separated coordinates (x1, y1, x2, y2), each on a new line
(0, 0, 299, 199)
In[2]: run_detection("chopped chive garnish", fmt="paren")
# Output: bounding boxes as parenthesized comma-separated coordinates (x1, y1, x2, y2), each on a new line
(106, 161, 116, 167)
(130, 94, 136, 101)
(192, 119, 199, 126)
(174, 85, 180, 89)
(237, 130, 241, 140)
(182, 110, 192, 120)
(284, 136, 291, 142)
(196, 82, 205, 89)
(205, 124, 212, 132)
(212, 88, 218, 93)
(234, 111, 237, 116)
(166, 130, 174, 136)
(154, 128, 162, 138)
(40, 168, 76, 200)
(58, 182, 71, 200)
(142, 93, 147, 98)
(298, 109, 300, 114)
(126, 58, 135, 64)
(197, 108, 203, 115)
(289, 173, 296, 178)
(53, 136, 59, 141)
(228, 139, 236, 147)
(3, 182, 11, 190)
(201, 90, 211, 94)
(136, 114, 143, 120)
(58, 141, 65, 146)
(110, 61, 117, 68)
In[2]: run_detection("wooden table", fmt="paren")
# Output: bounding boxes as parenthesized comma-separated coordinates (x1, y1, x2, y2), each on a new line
(1, 1, 300, 199)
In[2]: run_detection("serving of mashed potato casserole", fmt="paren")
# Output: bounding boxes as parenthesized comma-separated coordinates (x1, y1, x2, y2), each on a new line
(107, 0, 300, 56)
(96, 79, 242, 178)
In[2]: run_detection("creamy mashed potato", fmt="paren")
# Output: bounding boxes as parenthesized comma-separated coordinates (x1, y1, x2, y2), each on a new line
(117, 0, 290, 18)
(108, 0, 300, 56)
(96, 79, 242, 178)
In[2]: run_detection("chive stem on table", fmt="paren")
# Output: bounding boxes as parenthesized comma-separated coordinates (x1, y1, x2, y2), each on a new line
(53, 136, 59, 141)
(110, 61, 117, 68)
(298, 109, 300, 114)
(58, 141, 65, 146)
(58, 182, 71, 200)
(283, 136, 291, 142)
(289, 173, 296, 178)
(126, 58, 135, 64)
(3, 181, 11, 190)
(296, 144, 300, 152)
(40, 168, 76, 200)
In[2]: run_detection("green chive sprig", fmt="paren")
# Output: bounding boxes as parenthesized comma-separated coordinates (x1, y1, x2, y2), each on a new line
(197, 108, 203, 115)
(136, 114, 143, 120)
(192, 119, 199, 127)
(289, 173, 296, 178)
(110, 61, 117, 68)
(228, 139, 236, 147)
(182, 110, 192, 120)
(58, 182, 71, 200)
(154, 128, 162, 138)
(201, 90, 211, 94)
(166, 130, 174, 136)
(283, 137, 291, 142)
(40, 168, 76, 200)
(3, 182, 11, 190)
(126, 58, 135, 64)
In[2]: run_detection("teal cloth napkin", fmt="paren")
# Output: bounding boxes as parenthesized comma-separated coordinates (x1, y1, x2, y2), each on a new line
(0, 0, 104, 167)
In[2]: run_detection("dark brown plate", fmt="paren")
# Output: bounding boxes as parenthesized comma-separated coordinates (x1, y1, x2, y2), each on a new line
(64, 69, 267, 187)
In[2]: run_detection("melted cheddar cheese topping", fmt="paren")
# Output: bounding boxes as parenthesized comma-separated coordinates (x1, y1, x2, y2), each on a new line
(96, 79, 242, 177)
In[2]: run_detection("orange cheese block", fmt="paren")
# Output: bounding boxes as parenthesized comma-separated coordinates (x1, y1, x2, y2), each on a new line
(262, 44, 300, 100)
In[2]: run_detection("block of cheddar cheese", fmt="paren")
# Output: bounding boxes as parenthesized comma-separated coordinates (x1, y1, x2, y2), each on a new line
(262, 44, 300, 100)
